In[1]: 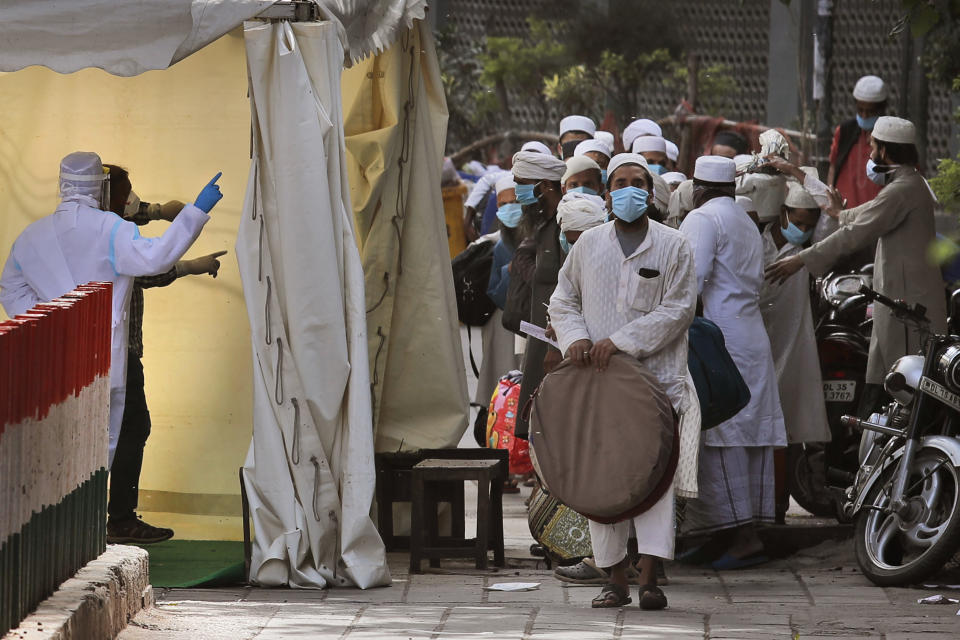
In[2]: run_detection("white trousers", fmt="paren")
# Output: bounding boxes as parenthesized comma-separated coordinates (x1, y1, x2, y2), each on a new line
(108, 385, 126, 469)
(588, 481, 676, 568)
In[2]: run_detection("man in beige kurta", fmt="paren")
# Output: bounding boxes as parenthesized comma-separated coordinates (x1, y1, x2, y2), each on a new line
(767, 117, 946, 411)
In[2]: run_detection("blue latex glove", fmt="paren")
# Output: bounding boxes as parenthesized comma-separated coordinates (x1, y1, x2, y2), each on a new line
(193, 172, 223, 213)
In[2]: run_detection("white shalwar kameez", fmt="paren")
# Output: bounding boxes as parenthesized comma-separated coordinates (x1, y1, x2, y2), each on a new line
(549, 220, 699, 565)
(679, 196, 786, 534)
(759, 228, 831, 444)
(0, 195, 209, 467)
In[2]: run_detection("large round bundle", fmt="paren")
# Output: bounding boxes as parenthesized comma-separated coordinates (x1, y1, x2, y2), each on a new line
(529, 353, 678, 523)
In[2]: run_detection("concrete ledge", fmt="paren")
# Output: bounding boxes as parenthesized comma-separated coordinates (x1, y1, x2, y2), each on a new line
(4, 545, 151, 640)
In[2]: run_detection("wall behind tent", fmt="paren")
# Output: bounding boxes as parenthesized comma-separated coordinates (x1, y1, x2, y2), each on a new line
(0, 31, 253, 540)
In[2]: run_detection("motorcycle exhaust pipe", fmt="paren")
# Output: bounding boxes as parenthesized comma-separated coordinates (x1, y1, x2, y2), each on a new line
(840, 415, 906, 438)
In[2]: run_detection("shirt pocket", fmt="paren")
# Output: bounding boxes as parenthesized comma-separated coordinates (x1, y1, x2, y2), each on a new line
(629, 271, 664, 313)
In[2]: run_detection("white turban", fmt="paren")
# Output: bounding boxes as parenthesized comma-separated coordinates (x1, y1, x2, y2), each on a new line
(557, 192, 608, 233)
(759, 129, 789, 158)
(562, 155, 601, 185)
(511, 150, 567, 182)
(662, 171, 687, 185)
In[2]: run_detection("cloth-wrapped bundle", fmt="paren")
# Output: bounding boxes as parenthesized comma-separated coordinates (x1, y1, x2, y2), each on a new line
(529, 353, 678, 523)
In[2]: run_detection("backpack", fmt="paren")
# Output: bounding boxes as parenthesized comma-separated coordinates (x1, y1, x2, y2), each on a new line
(485, 371, 533, 475)
(451, 240, 495, 326)
(687, 317, 752, 430)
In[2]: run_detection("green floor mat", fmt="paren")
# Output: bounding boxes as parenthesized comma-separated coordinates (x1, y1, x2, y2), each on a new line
(134, 540, 246, 588)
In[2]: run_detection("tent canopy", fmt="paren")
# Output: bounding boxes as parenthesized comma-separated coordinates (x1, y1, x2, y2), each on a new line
(0, 0, 426, 76)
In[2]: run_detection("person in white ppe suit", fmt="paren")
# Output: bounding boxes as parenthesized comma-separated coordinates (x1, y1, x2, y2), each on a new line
(678, 156, 786, 570)
(0, 151, 223, 468)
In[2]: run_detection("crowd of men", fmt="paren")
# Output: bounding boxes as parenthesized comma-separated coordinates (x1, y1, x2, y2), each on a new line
(459, 74, 946, 610)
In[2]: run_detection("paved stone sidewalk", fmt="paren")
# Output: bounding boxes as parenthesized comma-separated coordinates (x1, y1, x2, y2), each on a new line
(121, 539, 960, 639)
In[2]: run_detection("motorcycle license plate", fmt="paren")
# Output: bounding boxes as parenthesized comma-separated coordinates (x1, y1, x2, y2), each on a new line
(823, 380, 856, 403)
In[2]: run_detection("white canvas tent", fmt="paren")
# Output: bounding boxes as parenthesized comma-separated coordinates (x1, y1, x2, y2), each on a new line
(0, 0, 466, 588)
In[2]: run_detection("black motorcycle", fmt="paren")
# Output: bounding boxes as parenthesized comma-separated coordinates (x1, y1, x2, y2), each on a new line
(843, 286, 960, 586)
(787, 268, 872, 518)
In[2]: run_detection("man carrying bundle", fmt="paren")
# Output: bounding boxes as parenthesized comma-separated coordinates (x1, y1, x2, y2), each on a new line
(548, 153, 700, 610)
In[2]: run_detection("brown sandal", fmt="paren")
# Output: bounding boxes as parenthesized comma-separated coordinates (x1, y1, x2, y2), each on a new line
(591, 583, 633, 608)
(638, 584, 668, 610)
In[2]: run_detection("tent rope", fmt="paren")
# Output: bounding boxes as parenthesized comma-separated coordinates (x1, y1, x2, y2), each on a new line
(290, 397, 301, 465)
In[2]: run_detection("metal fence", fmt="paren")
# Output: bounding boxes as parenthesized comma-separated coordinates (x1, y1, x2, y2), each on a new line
(0, 282, 112, 636)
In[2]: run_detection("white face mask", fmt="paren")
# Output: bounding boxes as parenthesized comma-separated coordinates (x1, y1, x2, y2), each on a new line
(124, 190, 141, 217)
(865, 158, 898, 186)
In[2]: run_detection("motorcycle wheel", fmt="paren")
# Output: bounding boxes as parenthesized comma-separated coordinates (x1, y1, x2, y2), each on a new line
(786, 444, 837, 518)
(854, 448, 960, 586)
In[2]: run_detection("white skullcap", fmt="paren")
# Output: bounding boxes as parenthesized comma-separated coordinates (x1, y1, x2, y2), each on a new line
(606, 153, 649, 185)
(59, 151, 106, 201)
(693, 156, 736, 184)
(853, 75, 888, 103)
(521, 140, 552, 155)
(574, 139, 611, 158)
(784, 182, 819, 209)
(735, 195, 757, 213)
(632, 135, 667, 155)
(622, 119, 662, 150)
(561, 155, 601, 185)
(557, 192, 607, 233)
(495, 174, 516, 195)
(559, 115, 596, 137)
(594, 131, 615, 153)
(872, 116, 916, 144)
(511, 150, 567, 181)
(662, 171, 687, 185)
(463, 160, 485, 176)
(799, 166, 819, 181)
(664, 140, 679, 162)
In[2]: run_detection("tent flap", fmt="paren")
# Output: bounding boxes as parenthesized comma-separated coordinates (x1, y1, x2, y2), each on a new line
(237, 19, 389, 589)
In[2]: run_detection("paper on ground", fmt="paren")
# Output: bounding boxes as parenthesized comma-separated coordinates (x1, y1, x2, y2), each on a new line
(917, 594, 959, 604)
(520, 321, 560, 350)
(485, 582, 541, 592)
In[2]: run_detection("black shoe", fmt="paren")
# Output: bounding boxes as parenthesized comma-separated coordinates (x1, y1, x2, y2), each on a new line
(107, 515, 174, 544)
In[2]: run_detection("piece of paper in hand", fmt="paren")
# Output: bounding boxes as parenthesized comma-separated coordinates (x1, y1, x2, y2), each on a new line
(520, 321, 560, 350)
(485, 582, 541, 592)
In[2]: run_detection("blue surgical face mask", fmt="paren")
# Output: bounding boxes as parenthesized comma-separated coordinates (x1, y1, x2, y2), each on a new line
(559, 232, 571, 254)
(781, 217, 813, 246)
(857, 114, 878, 131)
(514, 183, 539, 206)
(610, 186, 649, 223)
(647, 163, 666, 176)
(865, 158, 898, 186)
(600, 169, 608, 185)
(496, 202, 523, 228)
(567, 185, 598, 196)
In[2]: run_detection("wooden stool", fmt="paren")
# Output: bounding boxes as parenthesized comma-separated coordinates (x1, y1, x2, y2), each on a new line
(409, 459, 505, 573)
(374, 448, 507, 551)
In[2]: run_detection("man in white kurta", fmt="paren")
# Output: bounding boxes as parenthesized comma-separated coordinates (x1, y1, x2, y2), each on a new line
(0, 152, 217, 467)
(679, 156, 786, 569)
(550, 153, 699, 609)
(759, 183, 831, 446)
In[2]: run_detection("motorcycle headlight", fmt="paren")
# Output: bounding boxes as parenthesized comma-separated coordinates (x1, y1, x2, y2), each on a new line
(937, 345, 960, 393)
(821, 273, 872, 307)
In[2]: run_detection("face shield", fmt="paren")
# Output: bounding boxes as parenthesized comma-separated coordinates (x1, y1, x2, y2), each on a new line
(59, 151, 109, 208)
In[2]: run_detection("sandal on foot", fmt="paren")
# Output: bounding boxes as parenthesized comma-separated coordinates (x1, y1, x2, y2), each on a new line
(638, 584, 668, 610)
(555, 557, 608, 584)
(591, 583, 633, 608)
